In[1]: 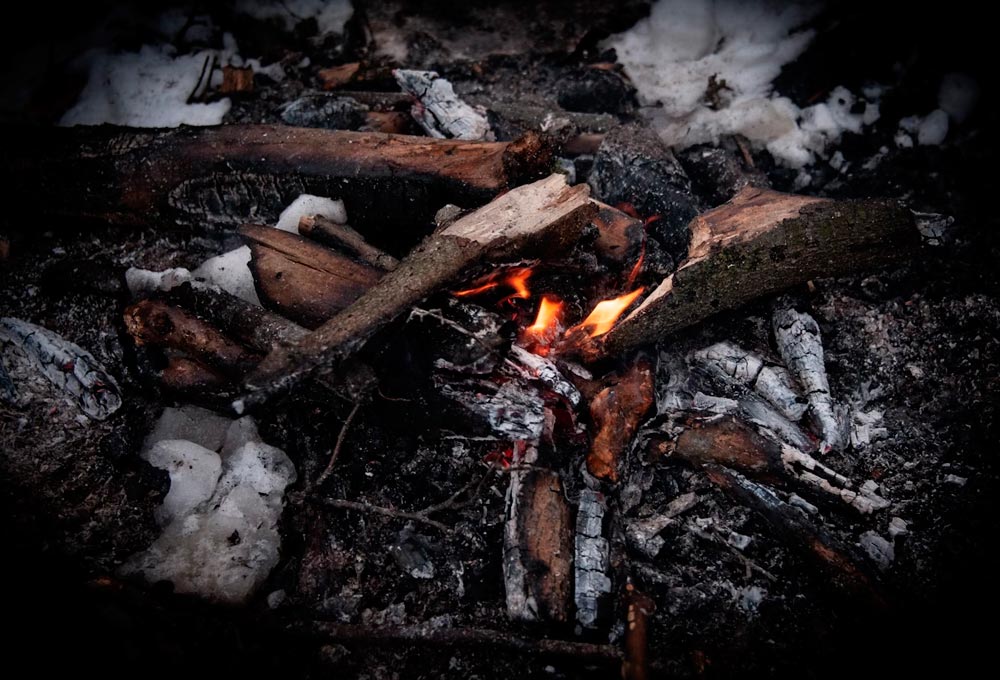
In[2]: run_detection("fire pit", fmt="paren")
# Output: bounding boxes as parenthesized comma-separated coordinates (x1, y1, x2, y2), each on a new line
(1, 1, 997, 678)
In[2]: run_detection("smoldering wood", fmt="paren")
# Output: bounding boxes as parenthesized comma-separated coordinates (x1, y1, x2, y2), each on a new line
(505, 345, 581, 407)
(123, 299, 260, 377)
(408, 301, 510, 376)
(241, 223, 384, 328)
(704, 465, 884, 605)
(503, 458, 573, 623)
(160, 356, 228, 393)
(1, 125, 552, 235)
(602, 187, 920, 356)
(590, 201, 645, 266)
(295, 620, 622, 662)
(439, 379, 544, 441)
(772, 308, 845, 452)
(298, 214, 401, 272)
(587, 359, 655, 482)
(0, 317, 122, 420)
(574, 487, 612, 629)
(671, 415, 888, 514)
(164, 283, 307, 354)
(241, 174, 596, 410)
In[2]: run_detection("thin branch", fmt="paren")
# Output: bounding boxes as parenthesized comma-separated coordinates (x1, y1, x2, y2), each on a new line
(315, 401, 361, 488)
(307, 497, 453, 533)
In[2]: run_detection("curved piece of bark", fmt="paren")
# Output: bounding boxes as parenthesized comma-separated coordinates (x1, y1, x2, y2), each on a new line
(241, 174, 595, 410)
(601, 187, 919, 356)
(124, 300, 260, 376)
(2, 125, 551, 235)
(241, 224, 384, 328)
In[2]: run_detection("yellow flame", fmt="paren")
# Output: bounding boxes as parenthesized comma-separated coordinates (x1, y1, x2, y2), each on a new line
(569, 287, 644, 338)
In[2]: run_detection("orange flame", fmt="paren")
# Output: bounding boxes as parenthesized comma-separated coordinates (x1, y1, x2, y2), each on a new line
(521, 296, 564, 355)
(568, 287, 645, 339)
(626, 240, 645, 290)
(453, 267, 532, 302)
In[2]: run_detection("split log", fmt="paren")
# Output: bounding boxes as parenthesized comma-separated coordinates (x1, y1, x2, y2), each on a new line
(602, 187, 919, 356)
(591, 201, 644, 266)
(1, 125, 552, 236)
(240, 224, 384, 328)
(587, 359, 655, 482)
(298, 215, 400, 271)
(241, 174, 596, 410)
(123, 300, 260, 376)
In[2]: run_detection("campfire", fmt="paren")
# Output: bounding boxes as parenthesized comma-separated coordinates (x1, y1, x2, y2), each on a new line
(1, 1, 996, 678)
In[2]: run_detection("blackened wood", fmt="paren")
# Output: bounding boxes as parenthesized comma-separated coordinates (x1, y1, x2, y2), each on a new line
(165, 282, 307, 353)
(1, 125, 551, 235)
(622, 585, 655, 680)
(240, 224, 384, 328)
(241, 174, 595, 410)
(602, 187, 919, 356)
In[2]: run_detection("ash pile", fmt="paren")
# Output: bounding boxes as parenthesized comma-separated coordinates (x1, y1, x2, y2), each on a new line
(1, 1, 998, 678)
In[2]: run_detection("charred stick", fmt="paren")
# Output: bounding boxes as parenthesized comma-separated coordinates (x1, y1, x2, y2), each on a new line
(587, 358, 655, 482)
(306, 497, 453, 534)
(298, 214, 400, 271)
(295, 621, 622, 663)
(2, 125, 552, 233)
(602, 187, 919, 356)
(123, 299, 260, 376)
(165, 282, 307, 353)
(241, 174, 596, 410)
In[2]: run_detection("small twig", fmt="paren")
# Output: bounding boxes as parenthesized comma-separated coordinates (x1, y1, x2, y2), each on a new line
(734, 135, 756, 170)
(294, 620, 622, 662)
(314, 401, 361, 488)
(309, 497, 453, 533)
(685, 521, 777, 582)
(419, 468, 493, 516)
(187, 53, 214, 104)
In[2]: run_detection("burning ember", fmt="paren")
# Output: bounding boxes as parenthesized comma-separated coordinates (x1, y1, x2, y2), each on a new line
(567, 288, 645, 339)
(520, 295, 564, 355)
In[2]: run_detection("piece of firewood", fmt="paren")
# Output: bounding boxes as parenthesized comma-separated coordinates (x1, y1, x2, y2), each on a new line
(622, 584, 656, 680)
(504, 452, 573, 623)
(240, 174, 596, 410)
(591, 201, 645, 266)
(298, 214, 400, 271)
(601, 187, 919, 355)
(587, 358, 655, 482)
(123, 299, 260, 376)
(160, 356, 228, 393)
(240, 224, 384, 328)
(1, 125, 551, 234)
(164, 282, 307, 354)
(575, 488, 612, 629)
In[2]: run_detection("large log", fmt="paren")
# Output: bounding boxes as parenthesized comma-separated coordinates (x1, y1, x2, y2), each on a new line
(601, 187, 919, 355)
(1, 125, 551, 240)
(239, 174, 596, 410)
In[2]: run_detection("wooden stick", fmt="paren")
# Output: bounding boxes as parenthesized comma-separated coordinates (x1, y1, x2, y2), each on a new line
(294, 620, 623, 662)
(123, 299, 260, 376)
(298, 214, 400, 271)
(601, 187, 919, 355)
(239, 174, 596, 410)
(622, 584, 656, 680)
(587, 358, 655, 482)
(2, 125, 552, 233)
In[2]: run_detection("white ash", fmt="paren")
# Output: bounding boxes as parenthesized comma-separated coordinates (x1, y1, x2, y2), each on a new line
(691, 341, 808, 421)
(0, 317, 121, 420)
(780, 445, 890, 514)
(393, 69, 494, 141)
(738, 395, 814, 452)
(574, 488, 612, 629)
(727, 532, 752, 551)
(192, 246, 261, 305)
(275, 194, 348, 232)
(888, 517, 909, 540)
(859, 531, 894, 571)
(505, 345, 581, 407)
(788, 493, 818, 515)
(626, 491, 700, 558)
(122, 411, 296, 604)
(773, 308, 845, 452)
(439, 380, 545, 441)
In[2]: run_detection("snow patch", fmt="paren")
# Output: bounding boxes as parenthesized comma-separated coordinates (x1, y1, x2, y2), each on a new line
(605, 0, 878, 167)
(60, 45, 230, 127)
(275, 194, 348, 232)
(235, 0, 353, 35)
(123, 410, 296, 604)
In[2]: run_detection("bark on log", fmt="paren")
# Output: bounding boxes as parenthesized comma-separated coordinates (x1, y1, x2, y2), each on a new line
(240, 174, 596, 410)
(298, 214, 400, 271)
(1, 125, 552, 237)
(601, 187, 919, 355)
(240, 224, 384, 328)
(123, 300, 260, 376)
